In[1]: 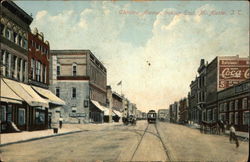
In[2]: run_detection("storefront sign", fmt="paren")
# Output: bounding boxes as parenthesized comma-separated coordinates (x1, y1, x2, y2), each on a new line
(69, 113, 86, 117)
(218, 59, 250, 90)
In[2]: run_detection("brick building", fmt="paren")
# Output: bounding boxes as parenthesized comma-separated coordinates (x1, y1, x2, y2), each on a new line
(50, 50, 107, 123)
(0, 0, 54, 132)
(188, 77, 199, 123)
(218, 80, 249, 132)
(179, 97, 188, 124)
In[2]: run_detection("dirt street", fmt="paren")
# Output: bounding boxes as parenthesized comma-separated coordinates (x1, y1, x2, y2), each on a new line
(1, 121, 249, 161)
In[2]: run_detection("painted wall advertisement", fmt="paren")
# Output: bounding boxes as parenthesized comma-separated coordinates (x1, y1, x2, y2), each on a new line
(218, 59, 250, 90)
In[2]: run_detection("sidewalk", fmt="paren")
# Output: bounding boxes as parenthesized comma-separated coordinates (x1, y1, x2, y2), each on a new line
(0, 127, 82, 146)
(0, 122, 122, 146)
(185, 123, 249, 140)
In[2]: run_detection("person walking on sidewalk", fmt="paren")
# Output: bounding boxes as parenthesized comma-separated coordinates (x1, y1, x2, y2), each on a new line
(59, 117, 63, 129)
(229, 123, 239, 148)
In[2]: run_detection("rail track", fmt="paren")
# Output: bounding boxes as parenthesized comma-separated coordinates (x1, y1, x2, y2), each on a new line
(129, 122, 173, 161)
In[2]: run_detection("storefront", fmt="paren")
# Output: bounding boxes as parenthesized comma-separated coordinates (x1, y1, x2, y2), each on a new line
(1, 78, 49, 132)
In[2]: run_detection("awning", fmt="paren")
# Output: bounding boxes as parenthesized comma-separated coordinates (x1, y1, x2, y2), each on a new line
(1, 79, 23, 104)
(32, 86, 65, 105)
(113, 110, 122, 117)
(3, 78, 49, 107)
(91, 100, 106, 112)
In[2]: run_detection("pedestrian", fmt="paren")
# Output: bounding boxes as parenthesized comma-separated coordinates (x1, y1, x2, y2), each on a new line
(59, 117, 63, 129)
(229, 123, 239, 148)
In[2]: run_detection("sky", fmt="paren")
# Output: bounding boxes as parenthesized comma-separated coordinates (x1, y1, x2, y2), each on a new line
(16, 1, 249, 112)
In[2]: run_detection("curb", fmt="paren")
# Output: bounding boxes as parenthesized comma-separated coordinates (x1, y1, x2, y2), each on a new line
(0, 130, 83, 147)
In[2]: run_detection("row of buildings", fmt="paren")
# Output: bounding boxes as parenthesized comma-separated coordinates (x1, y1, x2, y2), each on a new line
(169, 56, 249, 132)
(0, 0, 139, 133)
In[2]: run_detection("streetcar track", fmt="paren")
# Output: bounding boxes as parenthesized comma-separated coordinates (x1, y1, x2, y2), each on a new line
(129, 122, 173, 162)
(129, 123, 149, 161)
(154, 122, 173, 162)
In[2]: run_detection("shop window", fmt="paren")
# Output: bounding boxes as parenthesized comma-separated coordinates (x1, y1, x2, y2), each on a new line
(0, 105, 7, 122)
(35, 110, 45, 124)
(56, 87, 60, 97)
(72, 87, 76, 99)
(235, 112, 238, 125)
(242, 98, 247, 110)
(229, 112, 234, 125)
(219, 104, 223, 112)
(243, 111, 249, 125)
(18, 108, 26, 126)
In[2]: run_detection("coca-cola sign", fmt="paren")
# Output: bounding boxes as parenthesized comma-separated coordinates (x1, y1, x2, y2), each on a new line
(220, 67, 249, 79)
(218, 59, 250, 90)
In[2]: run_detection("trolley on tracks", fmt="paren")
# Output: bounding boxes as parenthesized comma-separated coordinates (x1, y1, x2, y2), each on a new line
(147, 110, 157, 123)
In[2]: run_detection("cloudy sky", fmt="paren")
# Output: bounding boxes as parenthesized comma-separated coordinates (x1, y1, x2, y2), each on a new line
(16, 1, 249, 112)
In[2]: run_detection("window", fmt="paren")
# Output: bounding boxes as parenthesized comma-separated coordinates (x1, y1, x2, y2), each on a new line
(72, 63, 77, 76)
(5, 53, 9, 76)
(229, 112, 234, 124)
(44, 66, 47, 83)
(36, 61, 41, 81)
(35, 109, 45, 125)
(235, 112, 238, 125)
(72, 107, 77, 113)
(13, 32, 17, 43)
(31, 59, 35, 79)
(223, 103, 227, 112)
(213, 108, 217, 121)
(23, 39, 28, 49)
(242, 98, 247, 109)
(0, 105, 7, 121)
(18, 108, 26, 126)
(243, 111, 249, 125)
(235, 100, 238, 110)
(57, 65, 60, 76)
(6, 28, 11, 40)
(72, 87, 76, 99)
(84, 100, 89, 108)
(56, 87, 60, 97)
(0, 23, 4, 35)
(219, 104, 223, 112)
(229, 101, 233, 111)
(18, 36, 22, 46)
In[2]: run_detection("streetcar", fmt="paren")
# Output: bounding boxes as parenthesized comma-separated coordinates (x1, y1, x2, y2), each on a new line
(147, 110, 157, 123)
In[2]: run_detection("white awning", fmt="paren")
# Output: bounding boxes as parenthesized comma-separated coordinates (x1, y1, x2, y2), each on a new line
(113, 110, 122, 117)
(91, 100, 106, 112)
(1, 79, 23, 104)
(32, 86, 65, 105)
(3, 78, 49, 107)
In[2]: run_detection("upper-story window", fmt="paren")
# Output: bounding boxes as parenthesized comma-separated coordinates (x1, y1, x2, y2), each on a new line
(0, 23, 4, 35)
(56, 87, 60, 97)
(72, 63, 77, 76)
(223, 103, 227, 112)
(6, 28, 11, 40)
(72, 87, 76, 99)
(235, 100, 238, 110)
(229, 101, 233, 111)
(57, 64, 60, 76)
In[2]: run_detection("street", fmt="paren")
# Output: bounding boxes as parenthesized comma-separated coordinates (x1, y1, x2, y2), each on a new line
(1, 121, 249, 161)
